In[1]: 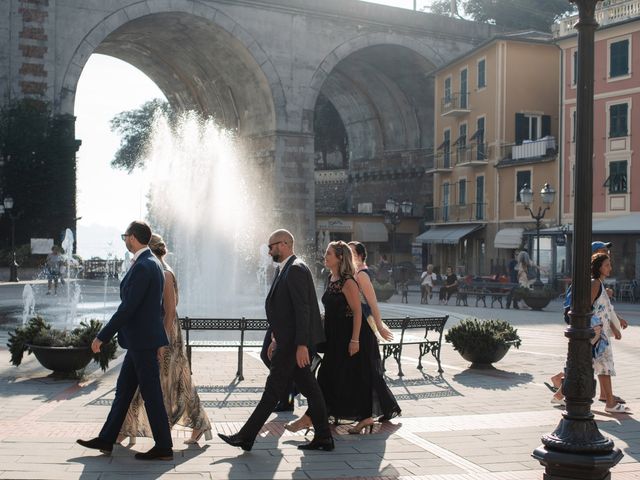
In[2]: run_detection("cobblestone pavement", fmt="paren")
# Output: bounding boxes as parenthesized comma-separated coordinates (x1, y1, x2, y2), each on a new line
(1, 284, 640, 479)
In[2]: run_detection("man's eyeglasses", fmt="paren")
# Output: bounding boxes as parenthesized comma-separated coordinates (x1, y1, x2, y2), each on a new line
(121, 233, 131, 241)
(268, 241, 285, 250)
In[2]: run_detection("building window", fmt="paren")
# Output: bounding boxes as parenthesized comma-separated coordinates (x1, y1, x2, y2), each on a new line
(609, 103, 628, 138)
(443, 129, 451, 168)
(459, 179, 466, 205)
(476, 117, 485, 160)
(572, 50, 577, 86)
(605, 160, 628, 193)
(572, 110, 576, 143)
(516, 170, 531, 202)
(610, 39, 629, 78)
(515, 113, 551, 144)
(475, 176, 484, 220)
(443, 182, 450, 221)
(460, 68, 468, 109)
(477, 59, 486, 88)
(444, 77, 452, 104)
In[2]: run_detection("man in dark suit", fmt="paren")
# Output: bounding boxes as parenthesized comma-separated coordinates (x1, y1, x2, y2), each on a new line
(219, 229, 333, 452)
(77, 221, 173, 460)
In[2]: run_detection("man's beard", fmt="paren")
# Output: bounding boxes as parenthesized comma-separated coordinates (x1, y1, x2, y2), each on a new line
(271, 254, 281, 263)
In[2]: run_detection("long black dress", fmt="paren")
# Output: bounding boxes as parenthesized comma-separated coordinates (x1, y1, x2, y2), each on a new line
(317, 275, 401, 422)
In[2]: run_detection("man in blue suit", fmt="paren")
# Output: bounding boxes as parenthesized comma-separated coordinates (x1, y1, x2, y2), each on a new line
(77, 221, 172, 460)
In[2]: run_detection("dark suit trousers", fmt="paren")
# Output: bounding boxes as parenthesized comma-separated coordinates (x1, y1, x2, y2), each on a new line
(98, 349, 172, 449)
(240, 343, 330, 440)
(260, 332, 297, 404)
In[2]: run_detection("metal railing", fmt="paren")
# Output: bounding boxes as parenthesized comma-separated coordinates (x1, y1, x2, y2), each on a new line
(454, 143, 489, 165)
(441, 92, 470, 114)
(424, 203, 487, 223)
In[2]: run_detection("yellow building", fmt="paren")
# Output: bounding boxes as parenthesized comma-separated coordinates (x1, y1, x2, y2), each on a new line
(420, 31, 560, 277)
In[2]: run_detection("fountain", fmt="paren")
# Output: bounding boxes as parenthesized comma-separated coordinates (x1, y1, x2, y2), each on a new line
(145, 112, 274, 317)
(21, 284, 35, 324)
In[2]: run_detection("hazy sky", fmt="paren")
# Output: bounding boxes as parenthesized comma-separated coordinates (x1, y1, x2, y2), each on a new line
(74, 0, 435, 258)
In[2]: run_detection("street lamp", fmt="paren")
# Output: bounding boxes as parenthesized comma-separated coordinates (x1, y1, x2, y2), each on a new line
(383, 199, 413, 271)
(519, 183, 556, 289)
(532, 1, 623, 478)
(3, 197, 19, 282)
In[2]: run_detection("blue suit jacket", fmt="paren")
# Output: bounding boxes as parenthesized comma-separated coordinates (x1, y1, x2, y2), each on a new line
(97, 249, 169, 350)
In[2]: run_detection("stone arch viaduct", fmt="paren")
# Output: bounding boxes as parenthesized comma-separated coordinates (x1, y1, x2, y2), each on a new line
(0, 0, 494, 247)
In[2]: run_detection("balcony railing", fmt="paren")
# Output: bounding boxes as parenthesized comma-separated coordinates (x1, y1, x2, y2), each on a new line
(501, 137, 557, 162)
(455, 143, 489, 165)
(441, 92, 470, 116)
(553, 0, 640, 37)
(430, 150, 453, 171)
(424, 203, 487, 223)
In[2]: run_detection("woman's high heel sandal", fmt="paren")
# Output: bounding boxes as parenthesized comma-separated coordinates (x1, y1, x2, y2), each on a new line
(284, 416, 313, 435)
(184, 429, 206, 445)
(348, 418, 375, 435)
(116, 434, 136, 446)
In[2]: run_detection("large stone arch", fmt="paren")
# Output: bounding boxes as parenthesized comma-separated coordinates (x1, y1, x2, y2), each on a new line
(303, 32, 443, 162)
(58, 0, 286, 137)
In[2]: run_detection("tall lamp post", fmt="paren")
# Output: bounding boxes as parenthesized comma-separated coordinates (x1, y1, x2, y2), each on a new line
(383, 199, 413, 270)
(519, 183, 556, 289)
(2, 197, 19, 282)
(532, 1, 623, 478)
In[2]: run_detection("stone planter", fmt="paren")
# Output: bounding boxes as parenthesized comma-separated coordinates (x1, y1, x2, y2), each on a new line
(27, 344, 93, 374)
(522, 294, 552, 311)
(373, 282, 396, 302)
(460, 342, 514, 368)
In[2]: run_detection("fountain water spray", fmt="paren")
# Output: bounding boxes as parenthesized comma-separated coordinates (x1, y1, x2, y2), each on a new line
(145, 112, 273, 317)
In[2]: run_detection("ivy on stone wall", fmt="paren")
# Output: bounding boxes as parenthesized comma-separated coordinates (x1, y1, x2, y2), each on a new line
(0, 99, 79, 248)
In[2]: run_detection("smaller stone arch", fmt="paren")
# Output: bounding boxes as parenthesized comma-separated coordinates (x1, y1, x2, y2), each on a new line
(302, 32, 444, 134)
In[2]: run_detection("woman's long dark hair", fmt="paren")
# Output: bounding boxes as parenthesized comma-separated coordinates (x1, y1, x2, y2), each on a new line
(591, 252, 609, 279)
(348, 241, 367, 262)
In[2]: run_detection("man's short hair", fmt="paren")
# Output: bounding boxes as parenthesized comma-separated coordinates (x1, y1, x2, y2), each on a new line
(270, 229, 294, 246)
(127, 221, 152, 245)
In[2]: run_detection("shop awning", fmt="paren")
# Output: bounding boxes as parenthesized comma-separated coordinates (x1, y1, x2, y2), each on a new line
(415, 224, 483, 245)
(354, 222, 388, 242)
(494, 228, 524, 249)
(540, 213, 640, 235)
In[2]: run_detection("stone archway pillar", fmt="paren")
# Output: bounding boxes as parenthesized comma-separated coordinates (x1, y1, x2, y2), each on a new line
(273, 131, 316, 258)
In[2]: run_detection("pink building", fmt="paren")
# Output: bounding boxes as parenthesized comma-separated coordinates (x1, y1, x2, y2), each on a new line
(555, 1, 640, 284)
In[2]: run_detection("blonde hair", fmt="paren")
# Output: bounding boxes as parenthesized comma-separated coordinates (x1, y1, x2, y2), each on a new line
(328, 240, 356, 280)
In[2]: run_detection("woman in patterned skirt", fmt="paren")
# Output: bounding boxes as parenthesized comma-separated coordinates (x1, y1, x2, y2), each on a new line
(118, 233, 212, 444)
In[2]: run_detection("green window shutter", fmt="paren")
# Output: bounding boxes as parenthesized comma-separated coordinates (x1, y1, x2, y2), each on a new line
(515, 113, 527, 145)
(541, 115, 551, 137)
(610, 40, 629, 77)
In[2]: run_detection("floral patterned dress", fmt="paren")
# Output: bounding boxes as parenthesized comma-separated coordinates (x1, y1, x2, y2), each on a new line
(592, 280, 616, 376)
(119, 269, 212, 439)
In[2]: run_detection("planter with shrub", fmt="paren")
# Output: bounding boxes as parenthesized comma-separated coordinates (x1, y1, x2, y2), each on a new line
(445, 318, 522, 368)
(8, 316, 117, 376)
(515, 286, 556, 311)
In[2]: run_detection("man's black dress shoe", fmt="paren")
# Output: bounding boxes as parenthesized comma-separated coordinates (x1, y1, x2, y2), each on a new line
(134, 446, 173, 461)
(274, 401, 294, 412)
(76, 437, 113, 455)
(298, 436, 335, 451)
(218, 433, 254, 451)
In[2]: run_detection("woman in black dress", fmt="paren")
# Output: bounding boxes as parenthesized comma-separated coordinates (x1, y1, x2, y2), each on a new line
(285, 241, 400, 435)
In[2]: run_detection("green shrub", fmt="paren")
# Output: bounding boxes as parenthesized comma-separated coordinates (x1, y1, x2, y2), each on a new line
(7, 316, 117, 371)
(445, 318, 522, 356)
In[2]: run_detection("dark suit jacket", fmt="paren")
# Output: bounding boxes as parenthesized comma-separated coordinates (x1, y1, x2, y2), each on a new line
(265, 255, 325, 349)
(97, 249, 169, 350)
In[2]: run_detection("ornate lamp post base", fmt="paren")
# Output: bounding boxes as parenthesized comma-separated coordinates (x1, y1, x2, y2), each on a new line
(533, 444, 622, 480)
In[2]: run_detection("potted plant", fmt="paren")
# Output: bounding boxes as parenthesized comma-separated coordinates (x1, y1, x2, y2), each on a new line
(445, 318, 522, 368)
(515, 286, 556, 311)
(7, 316, 117, 376)
(372, 279, 396, 302)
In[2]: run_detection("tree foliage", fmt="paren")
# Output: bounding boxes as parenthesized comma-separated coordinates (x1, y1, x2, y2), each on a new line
(109, 99, 174, 172)
(430, 0, 575, 32)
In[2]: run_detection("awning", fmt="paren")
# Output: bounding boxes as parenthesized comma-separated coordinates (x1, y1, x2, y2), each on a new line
(354, 222, 388, 242)
(540, 213, 640, 235)
(415, 224, 483, 245)
(494, 228, 524, 249)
